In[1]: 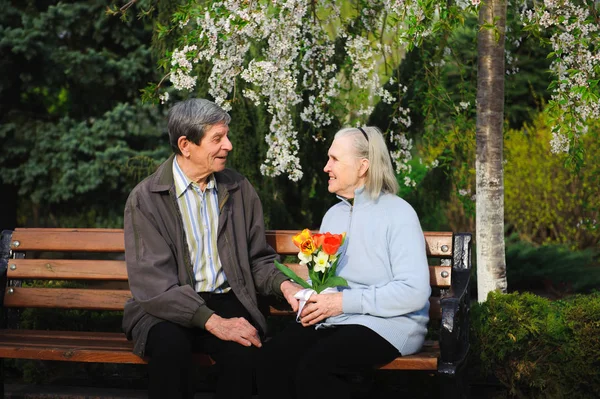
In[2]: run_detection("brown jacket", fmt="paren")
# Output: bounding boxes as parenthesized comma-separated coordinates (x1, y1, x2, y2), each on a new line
(122, 154, 287, 356)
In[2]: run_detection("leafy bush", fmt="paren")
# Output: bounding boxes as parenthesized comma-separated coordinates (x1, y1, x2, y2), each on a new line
(471, 291, 600, 398)
(505, 234, 600, 295)
(504, 114, 599, 249)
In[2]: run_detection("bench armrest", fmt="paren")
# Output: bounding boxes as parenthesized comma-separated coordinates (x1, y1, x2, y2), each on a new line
(438, 233, 472, 376)
(0, 230, 13, 308)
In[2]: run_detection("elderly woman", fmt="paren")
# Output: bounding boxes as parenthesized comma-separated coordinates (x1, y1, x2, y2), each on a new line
(257, 126, 431, 399)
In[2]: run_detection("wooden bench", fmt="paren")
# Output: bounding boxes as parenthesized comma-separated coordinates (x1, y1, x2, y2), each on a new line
(0, 228, 472, 398)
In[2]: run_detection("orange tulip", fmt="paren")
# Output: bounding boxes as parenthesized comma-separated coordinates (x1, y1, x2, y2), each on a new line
(320, 232, 344, 255)
(292, 229, 316, 255)
(312, 233, 325, 249)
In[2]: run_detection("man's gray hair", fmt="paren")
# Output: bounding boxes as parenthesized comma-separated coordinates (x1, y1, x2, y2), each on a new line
(167, 99, 231, 154)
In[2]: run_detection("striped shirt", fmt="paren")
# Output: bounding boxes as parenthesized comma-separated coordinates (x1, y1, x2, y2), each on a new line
(172, 157, 229, 293)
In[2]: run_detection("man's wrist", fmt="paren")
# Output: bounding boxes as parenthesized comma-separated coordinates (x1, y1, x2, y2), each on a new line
(273, 273, 290, 295)
(204, 313, 221, 332)
(280, 279, 296, 290)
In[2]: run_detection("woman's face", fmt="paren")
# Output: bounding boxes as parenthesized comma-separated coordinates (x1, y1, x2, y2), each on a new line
(323, 136, 367, 198)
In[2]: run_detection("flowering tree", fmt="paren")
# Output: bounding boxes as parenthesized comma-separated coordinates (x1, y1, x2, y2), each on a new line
(134, 0, 599, 299)
(521, 0, 600, 164)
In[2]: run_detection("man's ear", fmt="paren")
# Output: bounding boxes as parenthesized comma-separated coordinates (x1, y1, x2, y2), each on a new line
(178, 136, 190, 157)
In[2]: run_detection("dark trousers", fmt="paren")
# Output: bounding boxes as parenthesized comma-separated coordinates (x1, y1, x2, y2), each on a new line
(257, 322, 399, 399)
(145, 292, 259, 399)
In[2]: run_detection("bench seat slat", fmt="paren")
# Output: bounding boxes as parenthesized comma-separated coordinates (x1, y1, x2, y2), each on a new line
(0, 330, 142, 363)
(7, 259, 128, 280)
(3, 288, 131, 310)
(0, 330, 132, 341)
(380, 340, 439, 370)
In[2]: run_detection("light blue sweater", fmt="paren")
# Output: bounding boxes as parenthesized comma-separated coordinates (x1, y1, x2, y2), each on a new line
(319, 187, 431, 355)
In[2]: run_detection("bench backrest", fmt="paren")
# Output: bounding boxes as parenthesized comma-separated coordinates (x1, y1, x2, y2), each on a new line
(0, 229, 458, 322)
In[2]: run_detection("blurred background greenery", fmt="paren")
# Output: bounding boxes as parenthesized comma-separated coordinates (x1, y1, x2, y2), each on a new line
(0, 1, 598, 396)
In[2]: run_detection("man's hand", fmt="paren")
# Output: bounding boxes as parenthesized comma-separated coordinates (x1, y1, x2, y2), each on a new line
(280, 280, 303, 312)
(205, 314, 262, 347)
(299, 292, 343, 327)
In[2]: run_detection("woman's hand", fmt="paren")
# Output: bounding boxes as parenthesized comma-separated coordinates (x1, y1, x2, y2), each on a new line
(299, 292, 343, 326)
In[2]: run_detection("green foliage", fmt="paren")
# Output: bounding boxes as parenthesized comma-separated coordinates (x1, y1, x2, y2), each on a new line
(471, 291, 600, 398)
(505, 234, 600, 295)
(0, 101, 168, 227)
(397, 158, 451, 231)
(0, 0, 168, 227)
(504, 113, 599, 249)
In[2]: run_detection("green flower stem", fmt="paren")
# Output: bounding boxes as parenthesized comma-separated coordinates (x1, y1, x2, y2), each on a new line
(274, 260, 311, 289)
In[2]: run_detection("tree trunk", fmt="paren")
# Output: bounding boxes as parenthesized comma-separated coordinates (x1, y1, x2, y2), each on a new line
(476, 0, 508, 302)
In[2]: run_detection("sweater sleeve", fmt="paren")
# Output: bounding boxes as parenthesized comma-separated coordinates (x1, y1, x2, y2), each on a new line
(341, 207, 431, 317)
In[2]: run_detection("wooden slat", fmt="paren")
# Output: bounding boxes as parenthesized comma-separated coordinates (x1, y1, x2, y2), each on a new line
(284, 264, 451, 288)
(0, 328, 428, 370)
(266, 230, 305, 255)
(0, 330, 214, 365)
(3, 288, 130, 310)
(11, 229, 125, 252)
(7, 261, 448, 286)
(423, 232, 454, 257)
(267, 230, 453, 257)
(380, 340, 439, 370)
(11, 228, 453, 257)
(7, 259, 127, 280)
(430, 265, 451, 287)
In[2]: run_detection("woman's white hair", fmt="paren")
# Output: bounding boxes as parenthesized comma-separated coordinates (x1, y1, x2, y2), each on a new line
(334, 126, 399, 199)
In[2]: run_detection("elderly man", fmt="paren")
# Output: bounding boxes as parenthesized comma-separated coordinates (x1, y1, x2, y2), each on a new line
(123, 98, 301, 399)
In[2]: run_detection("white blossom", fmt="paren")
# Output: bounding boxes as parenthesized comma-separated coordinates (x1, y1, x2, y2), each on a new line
(160, 0, 599, 181)
(520, 1, 599, 153)
(159, 92, 170, 104)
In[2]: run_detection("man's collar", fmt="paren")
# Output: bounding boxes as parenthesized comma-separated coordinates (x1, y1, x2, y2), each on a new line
(172, 157, 217, 198)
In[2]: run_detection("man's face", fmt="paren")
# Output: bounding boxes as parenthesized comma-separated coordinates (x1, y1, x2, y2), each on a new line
(188, 122, 233, 175)
(323, 136, 364, 198)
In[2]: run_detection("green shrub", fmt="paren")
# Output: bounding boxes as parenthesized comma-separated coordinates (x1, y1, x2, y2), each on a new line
(505, 234, 600, 295)
(504, 114, 599, 249)
(471, 291, 600, 398)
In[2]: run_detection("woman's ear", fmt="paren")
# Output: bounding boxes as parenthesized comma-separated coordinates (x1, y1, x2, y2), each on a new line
(358, 158, 370, 178)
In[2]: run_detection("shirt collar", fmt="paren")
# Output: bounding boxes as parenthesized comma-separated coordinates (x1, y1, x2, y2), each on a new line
(172, 157, 217, 198)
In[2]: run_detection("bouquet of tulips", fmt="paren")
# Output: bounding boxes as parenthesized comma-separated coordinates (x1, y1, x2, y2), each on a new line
(275, 229, 348, 293)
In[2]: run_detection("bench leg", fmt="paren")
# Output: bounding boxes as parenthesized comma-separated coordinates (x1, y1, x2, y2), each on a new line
(0, 358, 4, 399)
(439, 365, 469, 399)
